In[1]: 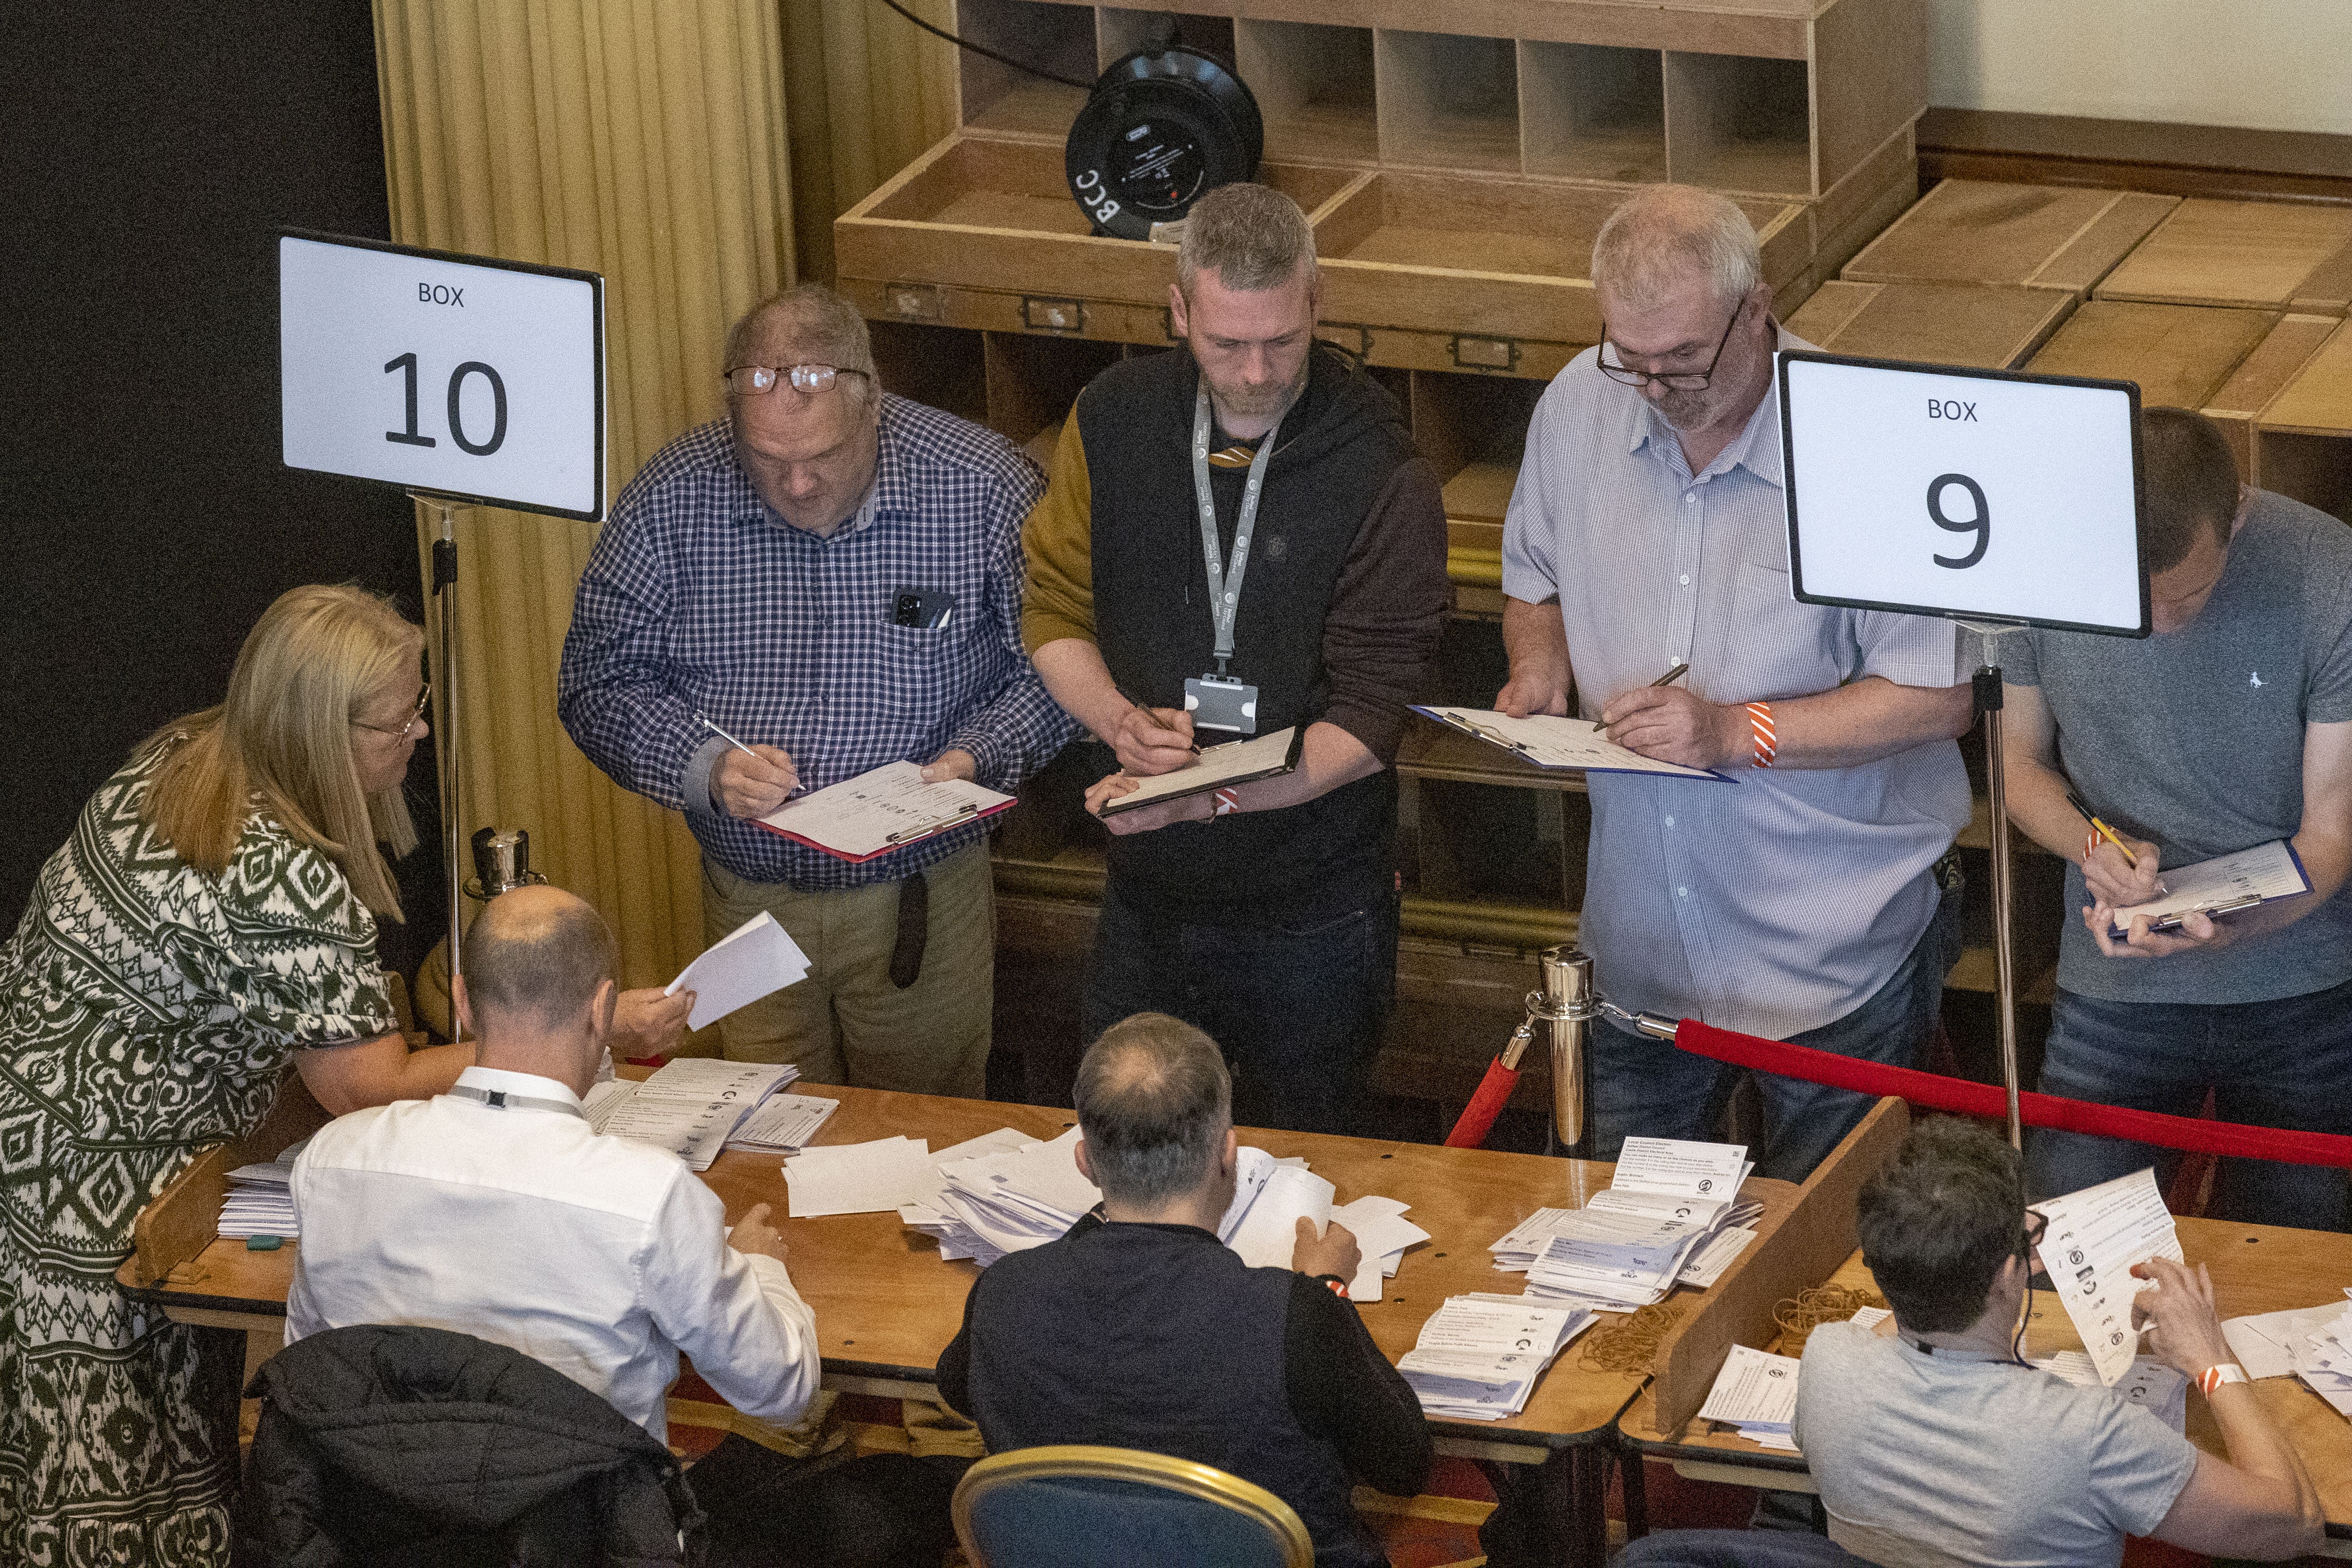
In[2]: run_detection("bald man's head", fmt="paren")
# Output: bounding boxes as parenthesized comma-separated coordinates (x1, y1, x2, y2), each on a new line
(459, 885, 618, 1034)
(1073, 1013, 1232, 1207)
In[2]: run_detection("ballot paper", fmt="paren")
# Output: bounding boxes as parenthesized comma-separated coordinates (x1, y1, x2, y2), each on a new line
(1848, 1306, 1892, 1330)
(1411, 706, 1732, 782)
(1698, 1343, 1802, 1448)
(1499, 1138, 1760, 1310)
(1332, 1195, 1434, 1305)
(217, 1137, 311, 1240)
(785, 1136, 940, 1217)
(666, 911, 810, 1031)
(2287, 1299, 2352, 1418)
(1096, 727, 1302, 816)
(2225, 1299, 2352, 1380)
(583, 1057, 799, 1170)
(2033, 1167, 2185, 1386)
(2105, 838, 2310, 937)
(1398, 1295, 1596, 1420)
(725, 1093, 838, 1154)
(755, 762, 1015, 863)
(2032, 1351, 2190, 1432)
(1614, 1136, 1753, 1200)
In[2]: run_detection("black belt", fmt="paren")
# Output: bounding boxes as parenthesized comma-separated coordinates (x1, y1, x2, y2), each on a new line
(889, 869, 929, 990)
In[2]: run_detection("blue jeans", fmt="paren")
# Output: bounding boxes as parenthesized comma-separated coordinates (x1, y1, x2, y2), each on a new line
(1081, 880, 1397, 1135)
(1618, 1529, 1870, 1568)
(2028, 977, 2352, 1231)
(1589, 883, 1961, 1183)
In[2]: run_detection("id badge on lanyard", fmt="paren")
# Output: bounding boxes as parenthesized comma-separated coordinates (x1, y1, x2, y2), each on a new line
(1186, 380, 1281, 734)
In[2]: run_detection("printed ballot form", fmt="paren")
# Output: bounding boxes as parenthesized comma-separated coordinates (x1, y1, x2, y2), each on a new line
(1698, 1343, 1803, 1448)
(2034, 1168, 2185, 1385)
(2107, 839, 2311, 936)
(1492, 1138, 1761, 1310)
(756, 762, 1014, 862)
(1412, 707, 1731, 781)
(1398, 1295, 1598, 1420)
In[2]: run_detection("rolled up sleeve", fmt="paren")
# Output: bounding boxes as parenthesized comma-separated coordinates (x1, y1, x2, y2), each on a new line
(1021, 411, 1098, 655)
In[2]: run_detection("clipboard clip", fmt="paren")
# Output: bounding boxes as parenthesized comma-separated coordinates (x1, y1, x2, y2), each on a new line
(885, 800, 980, 845)
(2115, 892, 2264, 938)
(1440, 710, 1537, 761)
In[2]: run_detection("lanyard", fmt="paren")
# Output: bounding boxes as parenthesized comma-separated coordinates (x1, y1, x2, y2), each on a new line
(1192, 380, 1284, 677)
(447, 1083, 586, 1120)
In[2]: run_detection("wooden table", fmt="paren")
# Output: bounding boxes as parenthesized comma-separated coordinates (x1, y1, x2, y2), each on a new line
(1617, 1216, 2352, 1554)
(119, 1081, 1810, 1567)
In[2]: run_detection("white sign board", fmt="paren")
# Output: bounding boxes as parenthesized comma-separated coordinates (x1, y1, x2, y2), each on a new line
(1778, 351, 2148, 637)
(279, 231, 605, 521)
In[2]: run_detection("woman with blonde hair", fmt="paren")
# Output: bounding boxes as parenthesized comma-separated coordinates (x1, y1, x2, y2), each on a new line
(0, 583, 478, 1565)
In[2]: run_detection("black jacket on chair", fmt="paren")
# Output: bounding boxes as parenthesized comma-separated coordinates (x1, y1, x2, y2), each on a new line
(241, 1323, 704, 1567)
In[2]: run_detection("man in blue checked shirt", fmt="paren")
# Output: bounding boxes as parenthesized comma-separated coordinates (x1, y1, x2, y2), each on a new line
(559, 284, 1075, 1096)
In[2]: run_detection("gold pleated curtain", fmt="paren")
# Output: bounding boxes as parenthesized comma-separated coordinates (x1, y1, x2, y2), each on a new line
(372, 0, 957, 990)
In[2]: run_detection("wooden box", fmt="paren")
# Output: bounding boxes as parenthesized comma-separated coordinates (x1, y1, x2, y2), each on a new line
(2256, 323, 2352, 523)
(2096, 199, 2352, 313)
(1840, 179, 2177, 296)
(2023, 301, 2278, 411)
(1784, 279, 2076, 369)
(2202, 314, 2342, 483)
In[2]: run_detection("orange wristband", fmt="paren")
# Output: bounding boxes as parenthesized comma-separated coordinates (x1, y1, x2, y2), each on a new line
(1745, 701, 1778, 769)
(2196, 1362, 2249, 1396)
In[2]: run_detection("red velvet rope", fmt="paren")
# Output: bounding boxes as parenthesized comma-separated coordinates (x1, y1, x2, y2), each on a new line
(1674, 1020, 2352, 1169)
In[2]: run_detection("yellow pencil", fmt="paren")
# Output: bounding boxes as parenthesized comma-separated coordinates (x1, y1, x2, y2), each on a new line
(2066, 790, 2139, 869)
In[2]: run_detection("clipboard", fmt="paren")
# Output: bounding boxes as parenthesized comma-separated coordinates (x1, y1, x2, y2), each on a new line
(754, 762, 1015, 863)
(2104, 838, 2311, 939)
(1098, 726, 1305, 817)
(1409, 706, 1734, 782)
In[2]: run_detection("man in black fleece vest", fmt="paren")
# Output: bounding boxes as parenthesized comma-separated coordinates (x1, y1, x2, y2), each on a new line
(936, 1012, 1433, 1566)
(1022, 183, 1448, 1135)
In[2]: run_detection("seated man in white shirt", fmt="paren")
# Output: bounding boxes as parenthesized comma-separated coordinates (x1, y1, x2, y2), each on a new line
(288, 886, 951, 1567)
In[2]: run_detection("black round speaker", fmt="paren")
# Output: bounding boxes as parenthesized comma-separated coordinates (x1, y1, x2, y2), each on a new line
(1065, 45, 1262, 242)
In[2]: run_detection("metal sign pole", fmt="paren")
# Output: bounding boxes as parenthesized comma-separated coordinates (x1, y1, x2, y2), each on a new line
(415, 494, 466, 1043)
(1963, 624, 2023, 1149)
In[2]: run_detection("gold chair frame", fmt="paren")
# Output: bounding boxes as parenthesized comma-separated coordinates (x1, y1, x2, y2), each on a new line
(950, 1444, 1315, 1568)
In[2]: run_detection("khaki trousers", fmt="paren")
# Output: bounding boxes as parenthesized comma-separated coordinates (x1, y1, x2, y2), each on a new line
(700, 843, 994, 1098)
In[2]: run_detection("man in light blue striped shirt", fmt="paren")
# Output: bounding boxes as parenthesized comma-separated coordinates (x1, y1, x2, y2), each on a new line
(1499, 187, 1974, 1180)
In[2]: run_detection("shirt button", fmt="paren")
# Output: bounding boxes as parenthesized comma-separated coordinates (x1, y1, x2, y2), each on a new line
(1676, 886, 1689, 898)
(1664, 815, 1675, 828)
(1679, 574, 1691, 586)
(1685, 494, 1697, 504)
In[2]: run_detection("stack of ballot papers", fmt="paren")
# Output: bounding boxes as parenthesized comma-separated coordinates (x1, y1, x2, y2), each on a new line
(897, 1129, 1427, 1299)
(2226, 1293, 2352, 1418)
(217, 1138, 310, 1240)
(2030, 1351, 2190, 1431)
(2032, 1167, 2184, 1385)
(1398, 1295, 1597, 1420)
(666, 911, 810, 1031)
(584, 1057, 799, 1171)
(1494, 1138, 1761, 1310)
(784, 1136, 945, 1217)
(723, 1093, 838, 1154)
(1698, 1343, 1802, 1449)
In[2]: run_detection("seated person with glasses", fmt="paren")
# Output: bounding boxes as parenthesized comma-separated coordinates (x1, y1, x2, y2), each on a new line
(559, 282, 1075, 1097)
(936, 1012, 1432, 1568)
(1627, 1118, 2323, 1568)
(1494, 183, 1973, 1183)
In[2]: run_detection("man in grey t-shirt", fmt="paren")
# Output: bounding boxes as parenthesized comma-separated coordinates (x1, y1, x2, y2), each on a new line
(2001, 408, 2352, 1230)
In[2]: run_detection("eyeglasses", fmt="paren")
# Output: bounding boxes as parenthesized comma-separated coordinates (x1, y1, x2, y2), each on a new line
(354, 682, 430, 740)
(1596, 302, 1744, 391)
(2023, 1209, 2049, 1251)
(723, 363, 871, 397)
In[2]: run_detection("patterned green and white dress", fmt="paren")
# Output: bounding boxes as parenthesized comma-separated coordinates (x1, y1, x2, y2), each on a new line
(0, 743, 395, 1566)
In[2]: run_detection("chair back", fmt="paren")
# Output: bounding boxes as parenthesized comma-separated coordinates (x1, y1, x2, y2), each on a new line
(952, 1445, 1314, 1568)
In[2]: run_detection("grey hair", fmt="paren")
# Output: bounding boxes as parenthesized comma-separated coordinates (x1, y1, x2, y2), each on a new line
(723, 283, 877, 403)
(1590, 184, 1762, 313)
(1074, 1013, 1232, 1208)
(461, 889, 618, 1032)
(1176, 182, 1316, 294)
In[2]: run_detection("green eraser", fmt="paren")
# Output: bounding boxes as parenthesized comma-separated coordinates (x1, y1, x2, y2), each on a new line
(246, 1235, 283, 1251)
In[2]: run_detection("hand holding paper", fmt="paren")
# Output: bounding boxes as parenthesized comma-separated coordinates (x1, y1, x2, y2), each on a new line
(665, 911, 810, 1032)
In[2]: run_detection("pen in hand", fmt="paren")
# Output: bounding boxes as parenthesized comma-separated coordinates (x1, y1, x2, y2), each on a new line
(1597, 661, 1692, 739)
(697, 711, 758, 759)
(2067, 789, 2167, 895)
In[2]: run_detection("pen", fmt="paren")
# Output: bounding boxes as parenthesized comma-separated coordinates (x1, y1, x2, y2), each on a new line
(1651, 662, 1691, 688)
(697, 712, 758, 759)
(2065, 789, 2141, 870)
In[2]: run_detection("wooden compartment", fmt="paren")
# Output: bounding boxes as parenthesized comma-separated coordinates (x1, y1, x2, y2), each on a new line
(1519, 41, 1665, 185)
(1235, 18, 1378, 166)
(871, 320, 987, 427)
(2023, 302, 2277, 412)
(1841, 180, 2178, 296)
(1376, 29, 1520, 174)
(1784, 280, 2076, 370)
(1312, 169, 1805, 350)
(2257, 324, 2352, 522)
(1665, 51, 1810, 197)
(2097, 199, 2352, 312)
(2203, 314, 2341, 482)
(1412, 370, 1545, 568)
(983, 332, 1121, 466)
(955, 0, 1095, 137)
(1095, 7, 1233, 70)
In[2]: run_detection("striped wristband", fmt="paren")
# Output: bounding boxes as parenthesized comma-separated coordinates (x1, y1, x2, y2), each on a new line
(1213, 788, 1241, 817)
(2196, 1362, 2249, 1396)
(1744, 701, 1778, 769)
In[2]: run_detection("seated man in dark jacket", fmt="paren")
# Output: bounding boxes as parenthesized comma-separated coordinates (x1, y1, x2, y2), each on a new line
(936, 1012, 1433, 1565)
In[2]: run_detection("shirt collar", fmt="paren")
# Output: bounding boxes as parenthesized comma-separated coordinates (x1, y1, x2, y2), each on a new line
(454, 1064, 584, 1111)
(724, 394, 901, 539)
(1621, 323, 1792, 490)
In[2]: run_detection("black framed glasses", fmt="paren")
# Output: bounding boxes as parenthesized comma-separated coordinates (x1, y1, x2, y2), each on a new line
(355, 682, 431, 740)
(723, 363, 871, 396)
(1597, 301, 1744, 391)
(2023, 1209, 2049, 1252)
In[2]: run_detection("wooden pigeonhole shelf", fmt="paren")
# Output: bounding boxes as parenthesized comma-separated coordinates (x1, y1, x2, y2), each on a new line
(1785, 279, 2075, 368)
(2095, 199, 2352, 314)
(2258, 323, 2352, 524)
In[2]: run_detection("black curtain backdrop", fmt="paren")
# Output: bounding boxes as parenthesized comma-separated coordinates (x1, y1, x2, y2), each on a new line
(2, 3, 445, 971)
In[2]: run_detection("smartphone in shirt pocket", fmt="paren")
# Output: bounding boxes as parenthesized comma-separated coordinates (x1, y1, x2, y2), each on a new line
(890, 587, 957, 631)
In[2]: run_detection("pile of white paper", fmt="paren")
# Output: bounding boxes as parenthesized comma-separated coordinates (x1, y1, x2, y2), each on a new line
(1495, 1138, 1761, 1310)
(666, 911, 810, 1031)
(725, 1093, 838, 1154)
(898, 1131, 1425, 1296)
(2231, 1294, 2352, 1418)
(584, 1057, 799, 1171)
(2031, 1351, 2190, 1431)
(1698, 1343, 1802, 1449)
(785, 1136, 943, 1217)
(217, 1139, 307, 1240)
(2032, 1167, 2184, 1386)
(1398, 1294, 1596, 1420)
